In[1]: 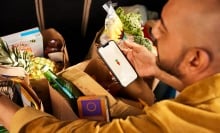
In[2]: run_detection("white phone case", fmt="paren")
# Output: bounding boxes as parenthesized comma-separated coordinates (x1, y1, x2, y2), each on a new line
(97, 40, 138, 87)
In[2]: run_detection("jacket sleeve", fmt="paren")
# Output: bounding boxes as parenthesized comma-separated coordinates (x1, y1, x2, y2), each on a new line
(10, 107, 161, 133)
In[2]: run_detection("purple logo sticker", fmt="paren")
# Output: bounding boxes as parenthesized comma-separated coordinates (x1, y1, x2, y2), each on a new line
(81, 99, 102, 116)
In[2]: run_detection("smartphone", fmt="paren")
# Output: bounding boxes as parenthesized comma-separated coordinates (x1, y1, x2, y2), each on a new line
(97, 40, 138, 87)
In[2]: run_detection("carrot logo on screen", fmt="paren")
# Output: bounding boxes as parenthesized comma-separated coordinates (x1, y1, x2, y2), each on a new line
(115, 59, 120, 65)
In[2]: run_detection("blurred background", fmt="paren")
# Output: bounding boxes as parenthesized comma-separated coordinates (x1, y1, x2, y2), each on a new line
(0, 0, 167, 65)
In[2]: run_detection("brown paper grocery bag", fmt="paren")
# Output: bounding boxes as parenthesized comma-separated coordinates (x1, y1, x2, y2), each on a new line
(49, 84, 79, 121)
(32, 59, 151, 120)
(60, 61, 145, 119)
(41, 28, 70, 71)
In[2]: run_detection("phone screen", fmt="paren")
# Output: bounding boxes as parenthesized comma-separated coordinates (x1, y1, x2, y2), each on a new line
(98, 40, 138, 87)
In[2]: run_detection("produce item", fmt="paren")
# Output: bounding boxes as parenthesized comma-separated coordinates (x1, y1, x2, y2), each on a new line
(116, 7, 143, 37)
(0, 38, 56, 79)
(133, 36, 152, 51)
(115, 7, 153, 51)
(44, 39, 63, 58)
(100, 3, 123, 44)
(100, 3, 153, 50)
(0, 38, 33, 70)
(28, 57, 56, 79)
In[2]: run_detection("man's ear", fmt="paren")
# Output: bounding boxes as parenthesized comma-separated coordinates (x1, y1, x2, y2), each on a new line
(180, 48, 210, 74)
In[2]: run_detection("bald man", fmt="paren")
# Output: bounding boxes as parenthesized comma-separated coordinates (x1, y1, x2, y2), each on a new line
(1, 0, 220, 132)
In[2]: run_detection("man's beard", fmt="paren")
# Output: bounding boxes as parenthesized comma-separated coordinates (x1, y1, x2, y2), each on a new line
(156, 56, 184, 79)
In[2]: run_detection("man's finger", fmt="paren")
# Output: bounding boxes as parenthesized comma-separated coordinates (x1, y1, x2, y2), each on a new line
(123, 40, 143, 52)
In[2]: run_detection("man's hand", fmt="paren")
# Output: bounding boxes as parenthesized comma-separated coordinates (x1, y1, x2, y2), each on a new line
(120, 40, 184, 91)
(120, 40, 159, 78)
